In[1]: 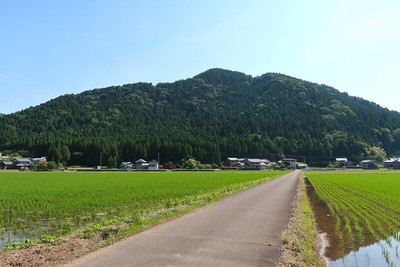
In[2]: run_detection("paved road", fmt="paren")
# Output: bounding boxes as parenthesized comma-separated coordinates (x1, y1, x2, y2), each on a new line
(64, 171, 299, 267)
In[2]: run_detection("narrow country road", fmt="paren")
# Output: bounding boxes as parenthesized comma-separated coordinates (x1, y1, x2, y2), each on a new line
(64, 171, 299, 267)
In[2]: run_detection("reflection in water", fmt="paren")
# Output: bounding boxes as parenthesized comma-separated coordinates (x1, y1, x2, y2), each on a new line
(305, 177, 400, 266)
(330, 234, 400, 267)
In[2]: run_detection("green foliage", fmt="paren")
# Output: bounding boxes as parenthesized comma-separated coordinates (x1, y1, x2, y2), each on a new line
(0, 171, 282, 248)
(40, 234, 57, 244)
(30, 161, 58, 171)
(306, 171, 400, 258)
(278, 176, 323, 267)
(179, 158, 211, 169)
(365, 146, 387, 163)
(1, 69, 400, 166)
(4, 239, 37, 251)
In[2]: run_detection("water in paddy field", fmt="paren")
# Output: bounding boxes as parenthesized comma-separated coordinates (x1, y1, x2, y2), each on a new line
(0, 229, 27, 250)
(304, 177, 400, 267)
(330, 234, 400, 267)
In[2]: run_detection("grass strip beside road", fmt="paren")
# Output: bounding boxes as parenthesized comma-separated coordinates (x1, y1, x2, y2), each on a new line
(277, 172, 324, 267)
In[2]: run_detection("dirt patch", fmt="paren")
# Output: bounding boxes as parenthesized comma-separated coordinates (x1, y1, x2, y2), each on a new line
(0, 234, 106, 267)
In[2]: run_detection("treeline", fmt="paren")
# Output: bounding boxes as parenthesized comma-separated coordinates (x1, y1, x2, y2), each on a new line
(1, 68, 400, 166)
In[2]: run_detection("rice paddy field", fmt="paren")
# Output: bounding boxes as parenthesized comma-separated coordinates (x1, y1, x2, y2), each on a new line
(305, 170, 400, 267)
(0, 170, 283, 250)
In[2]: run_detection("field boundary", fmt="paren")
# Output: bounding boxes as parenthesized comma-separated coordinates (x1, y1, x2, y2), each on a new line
(276, 172, 325, 267)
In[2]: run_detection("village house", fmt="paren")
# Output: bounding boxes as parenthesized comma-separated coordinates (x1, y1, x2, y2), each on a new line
(0, 155, 49, 170)
(148, 160, 159, 170)
(225, 157, 238, 167)
(135, 159, 147, 170)
(335, 157, 348, 163)
(281, 158, 297, 168)
(242, 158, 261, 169)
(0, 161, 13, 170)
(131, 159, 159, 170)
(225, 157, 243, 168)
(260, 159, 270, 165)
(296, 163, 309, 169)
(335, 158, 348, 166)
(31, 157, 47, 164)
(120, 162, 133, 170)
(384, 158, 400, 169)
(239, 158, 270, 170)
(13, 158, 32, 170)
(335, 157, 356, 168)
(361, 160, 378, 170)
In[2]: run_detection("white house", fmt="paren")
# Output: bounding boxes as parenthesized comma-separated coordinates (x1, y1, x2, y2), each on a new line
(32, 157, 47, 164)
(135, 159, 147, 170)
(148, 160, 159, 170)
(120, 162, 133, 170)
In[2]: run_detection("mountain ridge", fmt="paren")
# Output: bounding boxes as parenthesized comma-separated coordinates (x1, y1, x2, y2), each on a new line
(0, 68, 399, 166)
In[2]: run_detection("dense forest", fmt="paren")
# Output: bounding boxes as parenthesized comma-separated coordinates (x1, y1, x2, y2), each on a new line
(1, 68, 400, 167)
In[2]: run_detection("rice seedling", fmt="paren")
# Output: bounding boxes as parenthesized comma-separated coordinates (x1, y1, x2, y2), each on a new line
(0, 170, 283, 249)
(306, 170, 400, 265)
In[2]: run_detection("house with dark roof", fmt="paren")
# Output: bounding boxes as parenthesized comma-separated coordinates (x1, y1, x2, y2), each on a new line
(225, 157, 242, 168)
(281, 158, 297, 168)
(361, 160, 378, 170)
(0, 161, 13, 169)
(13, 158, 32, 170)
(384, 158, 400, 169)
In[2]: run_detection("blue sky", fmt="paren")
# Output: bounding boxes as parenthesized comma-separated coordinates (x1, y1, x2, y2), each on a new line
(1, 0, 399, 114)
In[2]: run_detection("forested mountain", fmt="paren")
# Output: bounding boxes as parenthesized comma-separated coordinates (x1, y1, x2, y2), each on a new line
(1, 68, 400, 167)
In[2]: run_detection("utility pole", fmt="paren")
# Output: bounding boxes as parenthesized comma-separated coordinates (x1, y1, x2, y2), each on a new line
(99, 152, 102, 169)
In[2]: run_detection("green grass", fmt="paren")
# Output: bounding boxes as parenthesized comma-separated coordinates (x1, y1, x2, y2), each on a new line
(0, 170, 284, 249)
(305, 170, 400, 249)
(277, 174, 324, 267)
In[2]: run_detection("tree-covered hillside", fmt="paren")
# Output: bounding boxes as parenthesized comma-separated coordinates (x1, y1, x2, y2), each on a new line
(1, 68, 399, 166)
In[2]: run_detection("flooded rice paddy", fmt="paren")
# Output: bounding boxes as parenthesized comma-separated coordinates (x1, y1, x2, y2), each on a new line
(0, 171, 282, 251)
(305, 172, 400, 267)
(330, 233, 400, 267)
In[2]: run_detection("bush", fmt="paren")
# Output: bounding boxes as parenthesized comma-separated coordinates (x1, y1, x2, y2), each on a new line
(31, 161, 58, 171)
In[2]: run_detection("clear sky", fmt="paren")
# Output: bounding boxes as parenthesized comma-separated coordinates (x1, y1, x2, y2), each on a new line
(1, 0, 399, 114)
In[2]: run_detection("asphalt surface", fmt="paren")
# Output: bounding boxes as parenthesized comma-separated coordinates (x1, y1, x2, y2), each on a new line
(64, 170, 299, 267)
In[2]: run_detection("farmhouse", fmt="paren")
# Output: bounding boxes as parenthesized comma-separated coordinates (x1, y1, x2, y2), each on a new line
(335, 158, 348, 163)
(242, 158, 261, 169)
(384, 158, 400, 169)
(0, 161, 13, 170)
(296, 163, 309, 169)
(120, 162, 133, 170)
(148, 160, 159, 170)
(282, 158, 297, 168)
(13, 158, 32, 170)
(361, 160, 378, 170)
(135, 159, 147, 170)
(0, 155, 49, 170)
(225, 157, 242, 168)
(31, 157, 47, 164)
